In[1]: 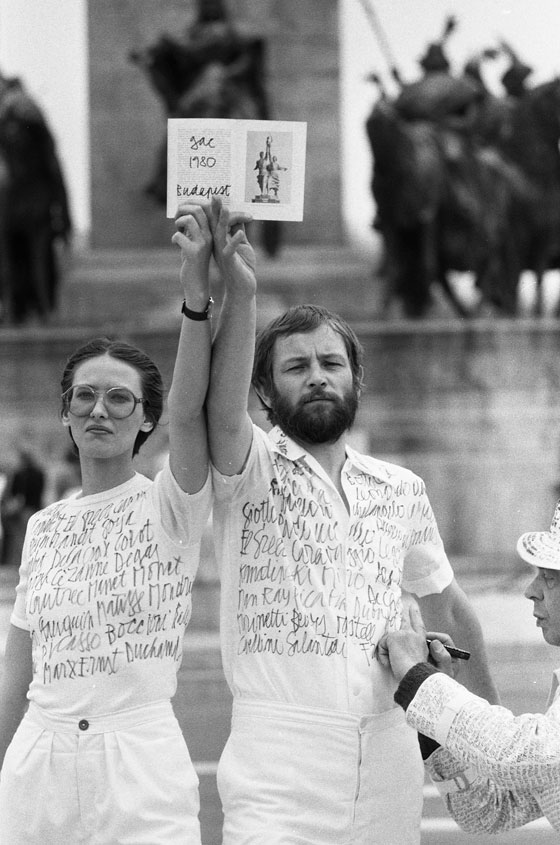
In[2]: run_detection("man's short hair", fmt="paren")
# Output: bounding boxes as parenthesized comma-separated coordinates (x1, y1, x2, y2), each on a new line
(252, 304, 364, 416)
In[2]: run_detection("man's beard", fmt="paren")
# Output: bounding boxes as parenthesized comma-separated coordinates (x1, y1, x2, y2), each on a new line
(270, 386, 359, 444)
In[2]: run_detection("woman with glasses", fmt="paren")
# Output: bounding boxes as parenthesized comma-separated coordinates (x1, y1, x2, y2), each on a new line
(0, 201, 244, 844)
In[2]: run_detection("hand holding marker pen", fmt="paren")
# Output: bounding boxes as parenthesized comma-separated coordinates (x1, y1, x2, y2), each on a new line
(426, 639, 470, 660)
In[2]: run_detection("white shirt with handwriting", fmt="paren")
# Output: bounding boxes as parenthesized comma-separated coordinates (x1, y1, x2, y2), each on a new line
(212, 425, 453, 715)
(11, 458, 212, 717)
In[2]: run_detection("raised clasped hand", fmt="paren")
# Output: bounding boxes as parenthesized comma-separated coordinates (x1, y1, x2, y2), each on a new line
(208, 197, 256, 296)
(172, 202, 213, 296)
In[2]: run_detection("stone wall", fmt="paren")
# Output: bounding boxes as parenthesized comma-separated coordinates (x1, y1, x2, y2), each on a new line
(353, 322, 560, 564)
(88, 0, 342, 248)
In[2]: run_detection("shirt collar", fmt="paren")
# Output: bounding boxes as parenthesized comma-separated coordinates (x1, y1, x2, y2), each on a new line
(268, 426, 398, 485)
(268, 426, 309, 463)
(344, 443, 398, 484)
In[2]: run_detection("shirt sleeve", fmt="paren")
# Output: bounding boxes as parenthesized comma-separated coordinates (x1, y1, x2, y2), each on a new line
(151, 456, 212, 546)
(406, 670, 560, 797)
(395, 666, 553, 831)
(426, 745, 544, 833)
(210, 424, 263, 502)
(401, 477, 454, 597)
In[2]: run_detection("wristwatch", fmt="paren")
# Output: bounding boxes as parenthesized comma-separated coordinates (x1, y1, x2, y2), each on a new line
(181, 297, 213, 321)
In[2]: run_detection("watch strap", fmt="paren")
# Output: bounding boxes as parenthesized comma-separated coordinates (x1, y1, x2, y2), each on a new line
(181, 297, 213, 321)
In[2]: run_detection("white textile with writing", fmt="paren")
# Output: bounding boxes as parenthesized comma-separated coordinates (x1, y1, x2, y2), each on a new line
(11, 459, 212, 717)
(406, 669, 560, 832)
(212, 425, 453, 715)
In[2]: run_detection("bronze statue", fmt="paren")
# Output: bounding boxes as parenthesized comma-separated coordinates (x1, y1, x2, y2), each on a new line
(130, 0, 282, 255)
(0, 75, 71, 325)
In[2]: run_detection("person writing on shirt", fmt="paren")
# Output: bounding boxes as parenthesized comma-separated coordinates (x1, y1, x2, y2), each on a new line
(203, 196, 498, 845)
(380, 500, 560, 834)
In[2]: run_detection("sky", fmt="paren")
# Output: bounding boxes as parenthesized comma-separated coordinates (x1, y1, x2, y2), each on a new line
(0, 0, 560, 245)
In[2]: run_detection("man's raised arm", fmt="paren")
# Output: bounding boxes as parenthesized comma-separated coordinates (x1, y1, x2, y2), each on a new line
(207, 198, 257, 476)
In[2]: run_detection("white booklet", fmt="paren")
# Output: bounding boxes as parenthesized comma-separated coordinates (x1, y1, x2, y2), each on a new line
(167, 118, 307, 221)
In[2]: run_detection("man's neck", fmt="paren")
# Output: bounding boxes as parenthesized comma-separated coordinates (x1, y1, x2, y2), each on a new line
(295, 436, 347, 487)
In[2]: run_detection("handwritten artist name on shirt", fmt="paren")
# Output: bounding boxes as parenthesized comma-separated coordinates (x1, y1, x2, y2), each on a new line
(230, 458, 441, 663)
(25, 491, 195, 684)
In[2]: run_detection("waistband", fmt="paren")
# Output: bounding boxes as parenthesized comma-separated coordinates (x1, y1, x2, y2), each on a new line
(232, 698, 405, 734)
(26, 699, 174, 734)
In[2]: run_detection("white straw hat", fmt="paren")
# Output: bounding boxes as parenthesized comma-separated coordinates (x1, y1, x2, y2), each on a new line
(516, 500, 560, 570)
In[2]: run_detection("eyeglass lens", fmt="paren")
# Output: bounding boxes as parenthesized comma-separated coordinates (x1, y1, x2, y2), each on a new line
(67, 386, 139, 418)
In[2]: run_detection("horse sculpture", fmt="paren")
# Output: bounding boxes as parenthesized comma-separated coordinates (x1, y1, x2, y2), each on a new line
(367, 67, 560, 318)
(367, 94, 524, 317)
(493, 78, 560, 316)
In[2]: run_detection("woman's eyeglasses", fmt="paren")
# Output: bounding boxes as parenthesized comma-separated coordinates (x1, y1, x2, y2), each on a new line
(62, 385, 145, 419)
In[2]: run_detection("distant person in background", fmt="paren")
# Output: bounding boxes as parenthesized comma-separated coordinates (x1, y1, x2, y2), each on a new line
(0, 449, 44, 567)
(380, 499, 560, 834)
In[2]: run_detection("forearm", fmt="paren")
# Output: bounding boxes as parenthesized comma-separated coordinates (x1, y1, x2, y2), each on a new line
(446, 609, 499, 703)
(169, 205, 213, 491)
(420, 581, 500, 703)
(207, 284, 255, 474)
(168, 311, 212, 424)
(431, 746, 543, 834)
(394, 667, 545, 830)
(209, 285, 255, 417)
(206, 197, 257, 474)
(401, 669, 560, 788)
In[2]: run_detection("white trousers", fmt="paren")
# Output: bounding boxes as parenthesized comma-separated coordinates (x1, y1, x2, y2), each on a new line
(0, 700, 201, 845)
(218, 698, 425, 845)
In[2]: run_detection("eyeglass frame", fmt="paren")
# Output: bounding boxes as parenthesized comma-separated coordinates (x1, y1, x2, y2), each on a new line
(61, 384, 146, 419)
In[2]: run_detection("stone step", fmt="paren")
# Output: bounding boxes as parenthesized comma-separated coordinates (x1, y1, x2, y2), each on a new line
(47, 244, 379, 331)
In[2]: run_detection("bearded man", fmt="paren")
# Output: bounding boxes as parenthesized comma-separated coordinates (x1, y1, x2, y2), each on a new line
(205, 198, 498, 845)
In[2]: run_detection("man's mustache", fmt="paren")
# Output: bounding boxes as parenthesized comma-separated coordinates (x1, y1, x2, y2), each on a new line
(300, 389, 337, 405)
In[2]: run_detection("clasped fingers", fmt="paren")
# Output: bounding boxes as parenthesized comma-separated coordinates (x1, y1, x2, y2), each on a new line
(174, 204, 212, 245)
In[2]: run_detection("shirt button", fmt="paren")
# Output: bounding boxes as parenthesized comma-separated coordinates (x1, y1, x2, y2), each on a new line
(78, 719, 89, 731)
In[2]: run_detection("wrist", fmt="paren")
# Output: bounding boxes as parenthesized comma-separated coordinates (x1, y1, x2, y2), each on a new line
(182, 290, 211, 309)
(394, 662, 438, 711)
(179, 261, 210, 296)
(181, 296, 213, 321)
(223, 277, 256, 300)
